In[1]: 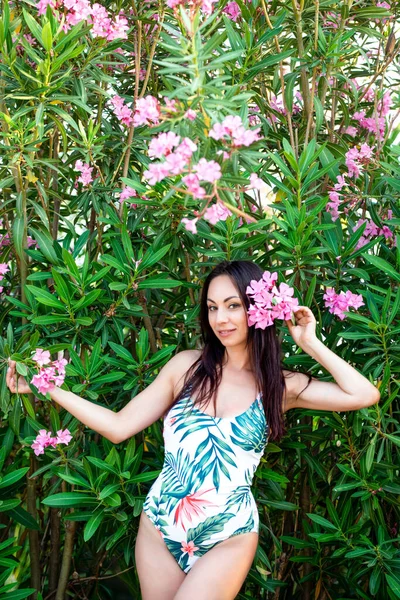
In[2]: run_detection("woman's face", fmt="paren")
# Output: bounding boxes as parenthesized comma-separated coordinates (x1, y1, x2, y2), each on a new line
(206, 275, 248, 347)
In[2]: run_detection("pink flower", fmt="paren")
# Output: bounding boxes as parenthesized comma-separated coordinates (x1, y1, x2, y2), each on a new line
(193, 159, 221, 183)
(323, 288, 364, 320)
(143, 162, 170, 185)
(181, 540, 199, 557)
(75, 160, 94, 186)
(223, 1, 241, 21)
(148, 132, 181, 158)
(165, 151, 188, 175)
(248, 173, 264, 190)
(38, 0, 56, 14)
(110, 95, 134, 127)
(31, 427, 72, 455)
(184, 109, 197, 121)
(56, 428, 73, 444)
(182, 174, 206, 199)
(344, 126, 358, 137)
(176, 138, 197, 161)
(181, 218, 198, 234)
(0, 263, 10, 277)
(32, 349, 51, 367)
(119, 187, 137, 202)
(204, 203, 232, 225)
(246, 271, 298, 329)
(133, 96, 160, 127)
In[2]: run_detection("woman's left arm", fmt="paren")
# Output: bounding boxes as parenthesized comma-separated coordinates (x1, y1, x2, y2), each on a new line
(284, 306, 381, 412)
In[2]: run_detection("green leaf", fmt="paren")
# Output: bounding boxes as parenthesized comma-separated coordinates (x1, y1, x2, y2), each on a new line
(29, 228, 59, 264)
(0, 468, 29, 489)
(306, 513, 338, 530)
(137, 278, 181, 289)
(41, 493, 95, 507)
(0, 499, 21, 512)
(23, 9, 43, 45)
(26, 286, 65, 310)
(362, 254, 400, 282)
(41, 21, 53, 51)
(72, 289, 102, 312)
(84, 509, 105, 541)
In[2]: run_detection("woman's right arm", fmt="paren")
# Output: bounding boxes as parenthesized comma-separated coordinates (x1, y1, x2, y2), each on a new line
(6, 351, 198, 444)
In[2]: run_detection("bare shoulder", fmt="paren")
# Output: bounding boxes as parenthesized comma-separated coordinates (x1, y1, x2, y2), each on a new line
(167, 349, 202, 395)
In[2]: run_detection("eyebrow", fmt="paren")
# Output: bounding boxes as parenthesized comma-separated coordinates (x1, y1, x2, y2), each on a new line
(207, 296, 240, 303)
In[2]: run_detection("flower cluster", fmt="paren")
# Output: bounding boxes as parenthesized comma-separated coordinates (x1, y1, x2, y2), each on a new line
(246, 271, 299, 329)
(0, 263, 10, 294)
(75, 160, 94, 187)
(31, 428, 72, 456)
(37, 0, 129, 40)
(326, 143, 374, 221)
(133, 96, 161, 127)
(353, 215, 394, 249)
(110, 95, 134, 127)
(209, 115, 261, 147)
(323, 288, 364, 320)
(345, 143, 374, 179)
(30, 349, 67, 395)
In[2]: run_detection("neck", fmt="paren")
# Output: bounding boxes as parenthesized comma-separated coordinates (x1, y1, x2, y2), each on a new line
(223, 345, 252, 371)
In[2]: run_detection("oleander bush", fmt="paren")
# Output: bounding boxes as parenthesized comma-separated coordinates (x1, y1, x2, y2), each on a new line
(0, 0, 399, 597)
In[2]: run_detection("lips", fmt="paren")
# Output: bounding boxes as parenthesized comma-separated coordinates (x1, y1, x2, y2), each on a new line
(218, 329, 236, 336)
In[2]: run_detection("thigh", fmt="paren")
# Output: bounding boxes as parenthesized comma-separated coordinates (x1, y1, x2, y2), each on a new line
(135, 511, 186, 600)
(173, 532, 258, 600)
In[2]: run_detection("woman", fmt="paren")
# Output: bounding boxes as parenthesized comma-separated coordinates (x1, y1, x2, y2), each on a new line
(7, 260, 380, 600)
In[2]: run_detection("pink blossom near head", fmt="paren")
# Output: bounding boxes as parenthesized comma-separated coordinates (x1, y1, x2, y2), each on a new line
(246, 271, 299, 329)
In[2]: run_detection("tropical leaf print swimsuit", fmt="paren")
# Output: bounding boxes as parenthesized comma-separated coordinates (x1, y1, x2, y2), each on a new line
(142, 388, 269, 573)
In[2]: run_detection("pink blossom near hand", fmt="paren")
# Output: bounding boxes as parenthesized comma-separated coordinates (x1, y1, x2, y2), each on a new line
(246, 271, 298, 329)
(119, 187, 137, 202)
(184, 109, 197, 121)
(133, 96, 160, 127)
(203, 203, 232, 225)
(32, 349, 51, 367)
(30, 355, 67, 395)
(75, 160, 94, 186)
(323, 288, 364, 320)
(181, 218, 198, 234)
(223, 1, 241, 21)
(193, 159, 221, 182)
(181, 540, 200, 556)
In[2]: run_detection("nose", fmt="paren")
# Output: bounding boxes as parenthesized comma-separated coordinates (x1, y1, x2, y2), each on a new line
(215, 308, 229, 324)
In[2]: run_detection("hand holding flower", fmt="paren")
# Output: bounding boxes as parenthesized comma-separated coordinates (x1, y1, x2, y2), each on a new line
(285, 306, 318, 349)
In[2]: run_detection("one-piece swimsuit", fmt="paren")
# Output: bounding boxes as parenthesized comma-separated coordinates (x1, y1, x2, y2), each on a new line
(142, 387, 269, 573)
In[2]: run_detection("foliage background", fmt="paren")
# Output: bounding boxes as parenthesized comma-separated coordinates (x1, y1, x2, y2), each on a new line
(0, 0, 400, 597)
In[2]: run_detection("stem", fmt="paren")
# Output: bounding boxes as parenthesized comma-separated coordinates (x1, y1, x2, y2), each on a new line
(55, 519, 77, 600)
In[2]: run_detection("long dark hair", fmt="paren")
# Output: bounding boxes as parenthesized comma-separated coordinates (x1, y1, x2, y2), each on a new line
(168, 260, 312, 442)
